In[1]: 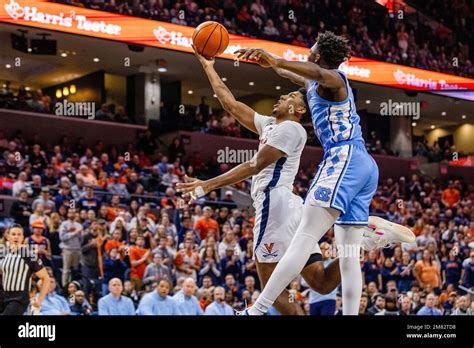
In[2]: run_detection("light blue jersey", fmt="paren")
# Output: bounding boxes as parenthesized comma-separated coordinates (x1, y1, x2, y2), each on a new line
(306, 70, 364, 152)
(304, 70, 378, 225)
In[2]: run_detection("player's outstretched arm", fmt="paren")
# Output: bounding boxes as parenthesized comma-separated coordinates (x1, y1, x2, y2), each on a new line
(235, 48, 343, 89)
(272, 67, 308, 87)
(193, 46, 257, 134)
(176, 144, 285, 197)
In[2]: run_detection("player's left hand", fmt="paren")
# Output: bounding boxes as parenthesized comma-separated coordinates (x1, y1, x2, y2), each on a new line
(176, 176, 210, 199)
(234, 48, 279, 68)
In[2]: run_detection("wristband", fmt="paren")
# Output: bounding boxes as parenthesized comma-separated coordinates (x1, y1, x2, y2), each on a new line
(195, 186, 205, 198)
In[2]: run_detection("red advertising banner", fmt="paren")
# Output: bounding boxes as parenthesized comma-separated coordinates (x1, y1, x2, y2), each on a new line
(1, 0, 474, 92)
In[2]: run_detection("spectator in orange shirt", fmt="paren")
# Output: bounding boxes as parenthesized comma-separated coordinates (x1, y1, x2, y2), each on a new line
(129, 235, 151, 290)
(175, 237, 201, 281)
(194, 206, 219, 240)
(414, 250, 442, 291)
(441, 181, 460, 208)
(104, 229, 125, 256)
(106, 195, 126, 221)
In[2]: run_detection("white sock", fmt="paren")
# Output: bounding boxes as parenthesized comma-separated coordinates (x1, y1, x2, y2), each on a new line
(250, 206, 339, 315)
(334, 224, 364, 315)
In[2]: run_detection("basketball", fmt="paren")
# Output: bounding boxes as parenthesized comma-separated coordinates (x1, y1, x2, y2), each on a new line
(192, 21, 229, 59)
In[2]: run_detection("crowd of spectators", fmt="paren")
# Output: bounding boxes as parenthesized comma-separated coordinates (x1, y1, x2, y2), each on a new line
(178, 97, 460, 162)
(0, 125, 472, 315)
(55, 0, 474, 78)
(0, 83, 134, 124)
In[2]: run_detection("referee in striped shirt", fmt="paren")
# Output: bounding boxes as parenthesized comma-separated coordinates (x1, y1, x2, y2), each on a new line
(0, 224, 50, 315)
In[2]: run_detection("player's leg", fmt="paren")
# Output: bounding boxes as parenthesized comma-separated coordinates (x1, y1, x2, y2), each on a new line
(301, 257, 341, 295)
(255, 260, 304, 315)
(334, 224, 364, 315)
(332, 146, 379, 315)
(300, 215, 416, 295)
(244, 146, 355, 315)
(252, 188, 306, 315)
(246, 205, 339, 315)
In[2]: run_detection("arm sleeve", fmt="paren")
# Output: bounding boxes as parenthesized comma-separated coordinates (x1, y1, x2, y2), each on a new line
(137, 296, 154, 315)
(253, 112, 275, 136)
(98, 298, 109, 315)
(59, 223, 77, 241)
(265, 121, 306, 156)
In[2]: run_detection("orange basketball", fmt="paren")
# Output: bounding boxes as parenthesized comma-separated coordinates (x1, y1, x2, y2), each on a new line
(192, 21, 229, 59)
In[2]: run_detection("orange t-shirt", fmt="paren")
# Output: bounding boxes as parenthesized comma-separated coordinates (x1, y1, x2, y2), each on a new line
(415, 260, 440, 288)
(129, 246, 149, 280)
(105, 240, 123, 254)
(175, 249, 201, 268)
(194, 218, 219, 240)
(442, 188, 460, 208)
(106, 206, 126, 221)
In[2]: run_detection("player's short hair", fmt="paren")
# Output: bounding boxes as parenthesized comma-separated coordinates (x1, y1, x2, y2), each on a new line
(297, 88, 311, 121)
(315, 31, 351, 69)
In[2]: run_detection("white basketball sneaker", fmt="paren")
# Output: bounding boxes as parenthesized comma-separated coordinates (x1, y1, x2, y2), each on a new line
(361, 216, 416, 251)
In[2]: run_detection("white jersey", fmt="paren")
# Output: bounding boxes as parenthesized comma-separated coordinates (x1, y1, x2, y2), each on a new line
(250, 112, 307, 200)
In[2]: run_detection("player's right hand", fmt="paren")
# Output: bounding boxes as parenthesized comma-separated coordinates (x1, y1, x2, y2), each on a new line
(192, 44, 215, 67)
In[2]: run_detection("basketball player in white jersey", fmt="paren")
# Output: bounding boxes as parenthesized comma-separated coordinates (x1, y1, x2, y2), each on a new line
(177, 47, 413, 315)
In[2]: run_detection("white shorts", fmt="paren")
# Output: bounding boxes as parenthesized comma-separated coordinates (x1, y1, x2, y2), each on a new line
(252, 186, 322, 263)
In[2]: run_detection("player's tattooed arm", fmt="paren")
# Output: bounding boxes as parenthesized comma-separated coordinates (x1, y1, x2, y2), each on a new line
(177, 145, 285, 197)
(193, 45, 258, 134)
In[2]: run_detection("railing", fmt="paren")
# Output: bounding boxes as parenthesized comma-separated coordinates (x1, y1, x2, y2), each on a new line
(0, 109, 147, 148)
(179, 131, 418, 181)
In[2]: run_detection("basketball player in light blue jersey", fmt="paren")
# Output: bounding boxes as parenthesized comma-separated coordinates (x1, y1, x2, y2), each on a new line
(235, 31, 414, 315)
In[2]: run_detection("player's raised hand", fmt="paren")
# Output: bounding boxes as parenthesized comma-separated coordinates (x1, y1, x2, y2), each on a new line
(192, 44, 215, 67)
(176, 175, 210, 199)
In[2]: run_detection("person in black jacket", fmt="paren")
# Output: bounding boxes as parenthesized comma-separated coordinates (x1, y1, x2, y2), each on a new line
(81, 221, 101, 297)
(102, 248, 128, 295)
(9, 189, 32, 232)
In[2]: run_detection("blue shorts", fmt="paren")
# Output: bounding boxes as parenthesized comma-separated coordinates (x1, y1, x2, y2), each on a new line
(305, 141, 378, 225)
